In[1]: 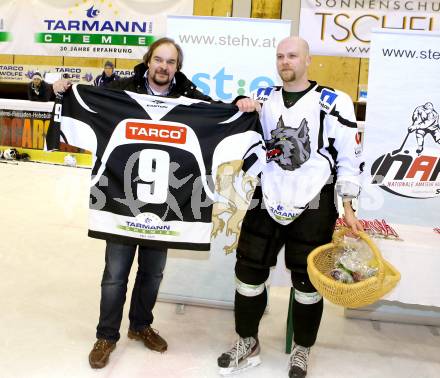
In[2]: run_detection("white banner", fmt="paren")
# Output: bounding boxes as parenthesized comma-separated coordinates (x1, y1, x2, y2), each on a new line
(360, 29, 440, 227)
(358, 30, 440, 307)
(0, 2, 14, 47)
(0, 0, 193, 58)
(167, 15, 291, 101)
(300, 0, 440, 57)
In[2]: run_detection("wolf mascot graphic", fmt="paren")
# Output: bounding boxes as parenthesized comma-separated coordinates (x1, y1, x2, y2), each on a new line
(265, 116, 311, 171)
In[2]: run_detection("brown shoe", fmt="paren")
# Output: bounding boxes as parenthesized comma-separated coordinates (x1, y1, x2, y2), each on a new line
(128, 326, 168, 352)
(88, 339, 116, 369)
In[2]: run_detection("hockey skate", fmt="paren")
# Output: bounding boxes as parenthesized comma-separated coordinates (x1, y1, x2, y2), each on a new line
(217, 336, 261, 375)
(288, 344, 310, 378)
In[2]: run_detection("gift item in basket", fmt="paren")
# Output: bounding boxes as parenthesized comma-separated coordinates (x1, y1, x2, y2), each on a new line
(307, 228, 401, 308)
(330, 240, 379, 283)
(329, 268, 354, 283)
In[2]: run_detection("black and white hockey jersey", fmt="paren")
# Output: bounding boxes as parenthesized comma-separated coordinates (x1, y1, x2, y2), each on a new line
(254, 82, 363, 225)
(47, 84, 264, 250)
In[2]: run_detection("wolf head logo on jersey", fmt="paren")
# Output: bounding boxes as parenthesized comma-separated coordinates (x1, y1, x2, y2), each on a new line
(265, 116, 311, 171)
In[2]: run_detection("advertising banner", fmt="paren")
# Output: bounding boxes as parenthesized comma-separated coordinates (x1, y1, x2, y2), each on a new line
(0, 64, 134, 84)
(0, 2, 14, 46)
(360, 29, 440, 227)
(299, 0, 440, 57)
(166, 15, 291, 101)
(0, 107, 52, 150)
(0, 99, 86, 152)
(356, 30, 440, 306)
(0, 0, 193, 58)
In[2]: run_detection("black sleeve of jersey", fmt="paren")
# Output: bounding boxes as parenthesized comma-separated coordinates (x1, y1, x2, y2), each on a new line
(107, 76, 134, 91)
(45, 93, 64, 150)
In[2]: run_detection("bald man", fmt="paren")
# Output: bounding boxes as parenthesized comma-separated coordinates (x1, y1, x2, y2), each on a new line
(217, 37, 364, 377)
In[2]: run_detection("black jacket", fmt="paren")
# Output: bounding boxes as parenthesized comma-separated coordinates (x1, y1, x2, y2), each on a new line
(93, 72, 120, 87)
(108, 62, 213, 101)
(28, 81, 53, 102)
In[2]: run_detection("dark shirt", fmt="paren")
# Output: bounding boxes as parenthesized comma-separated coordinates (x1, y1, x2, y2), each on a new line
(93, 72, 120, 87)
(282, 84, 314, 108)
(27, 81, 53, 102)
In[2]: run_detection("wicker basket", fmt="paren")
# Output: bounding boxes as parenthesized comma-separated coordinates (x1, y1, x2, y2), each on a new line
(307, 228, 401, 308)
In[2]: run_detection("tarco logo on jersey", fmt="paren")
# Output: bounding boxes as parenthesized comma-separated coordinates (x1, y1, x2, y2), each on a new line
(126, 122, 187, 144)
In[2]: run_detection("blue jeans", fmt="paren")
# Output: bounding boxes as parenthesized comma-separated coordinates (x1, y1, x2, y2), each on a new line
(96, 241, 167, 342)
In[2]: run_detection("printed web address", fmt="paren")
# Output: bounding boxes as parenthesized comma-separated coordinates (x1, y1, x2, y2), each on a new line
(382, 48, 440, 60)
(345, 46, 370, 54)
(178, 34, 276, 48)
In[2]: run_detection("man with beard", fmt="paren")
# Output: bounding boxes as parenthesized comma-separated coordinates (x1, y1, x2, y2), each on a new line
(217, 37, 364, 378)
(55, 38, 212, 100)
(53, 37, 254, 370)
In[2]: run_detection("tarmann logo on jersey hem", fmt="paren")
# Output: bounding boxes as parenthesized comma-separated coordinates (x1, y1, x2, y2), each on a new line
(269, 205, 302, 222)
(118, 223, 179, 236)
(126, 122, 187, 144)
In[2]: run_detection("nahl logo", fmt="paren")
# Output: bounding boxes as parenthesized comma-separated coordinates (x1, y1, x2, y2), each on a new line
(371, 102, 440, 199)
(126, 122, 187, 144)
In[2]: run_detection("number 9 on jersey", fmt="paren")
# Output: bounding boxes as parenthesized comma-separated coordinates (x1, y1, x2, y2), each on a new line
(137, 149, 170, 204)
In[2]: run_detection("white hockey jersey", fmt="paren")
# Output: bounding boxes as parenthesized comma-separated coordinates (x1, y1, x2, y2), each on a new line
(254, 82, 363, 225)
(47, 84, 264, 250)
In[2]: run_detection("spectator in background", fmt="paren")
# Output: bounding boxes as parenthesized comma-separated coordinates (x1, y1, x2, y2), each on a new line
(27, 72, 52, 102)
(93, 61, 120, 87)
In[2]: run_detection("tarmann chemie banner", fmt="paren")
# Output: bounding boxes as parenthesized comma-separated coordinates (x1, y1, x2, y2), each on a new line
(0, 0, 193, 58)
(300, 0, 440, 57)
(360, 29, 440, 227)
